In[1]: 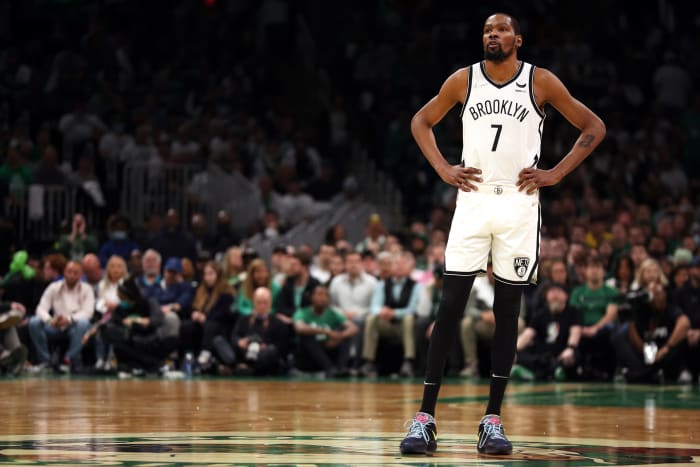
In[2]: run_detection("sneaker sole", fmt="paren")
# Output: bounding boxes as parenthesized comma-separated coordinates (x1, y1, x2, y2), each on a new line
(399, 446, 436, 456)
(477, 446, 513, 455)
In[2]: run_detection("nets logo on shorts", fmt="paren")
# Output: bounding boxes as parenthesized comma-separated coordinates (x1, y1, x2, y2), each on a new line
(513, 257, 530, 278)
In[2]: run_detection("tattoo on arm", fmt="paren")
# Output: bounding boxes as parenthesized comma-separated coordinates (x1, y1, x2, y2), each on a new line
(578, 134, 595, 148)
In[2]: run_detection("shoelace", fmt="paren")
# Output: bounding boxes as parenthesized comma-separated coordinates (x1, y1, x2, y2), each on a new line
(478, 421, 506, 448)
(404, 419, 432, 443)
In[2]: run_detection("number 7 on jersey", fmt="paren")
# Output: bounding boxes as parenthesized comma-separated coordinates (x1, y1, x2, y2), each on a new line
(490, 124, 502, 151)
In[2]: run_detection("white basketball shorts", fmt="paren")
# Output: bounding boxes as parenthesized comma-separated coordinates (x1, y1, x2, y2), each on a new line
(444, 184, 540, 284)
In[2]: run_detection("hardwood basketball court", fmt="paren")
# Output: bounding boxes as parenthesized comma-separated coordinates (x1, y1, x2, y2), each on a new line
(1, 376, 699, 465)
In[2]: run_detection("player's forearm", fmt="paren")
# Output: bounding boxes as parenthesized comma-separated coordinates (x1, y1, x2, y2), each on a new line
(666, 315, 690, 349)
(552, 120, 606, 181)
(410, 115, 451, 175)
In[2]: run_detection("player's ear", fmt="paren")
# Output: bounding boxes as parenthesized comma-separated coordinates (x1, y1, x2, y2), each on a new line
(516, 35, 523, 47)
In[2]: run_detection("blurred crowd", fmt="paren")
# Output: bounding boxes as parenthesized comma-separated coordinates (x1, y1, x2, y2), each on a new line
(0, 0, 699, 383)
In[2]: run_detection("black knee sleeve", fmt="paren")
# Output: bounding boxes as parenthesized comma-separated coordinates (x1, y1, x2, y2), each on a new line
(490, 280, 525, 376)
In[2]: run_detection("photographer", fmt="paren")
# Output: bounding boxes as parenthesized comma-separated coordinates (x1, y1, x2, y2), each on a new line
(218, 287, 290, 375)
(614, 281, 689, 383)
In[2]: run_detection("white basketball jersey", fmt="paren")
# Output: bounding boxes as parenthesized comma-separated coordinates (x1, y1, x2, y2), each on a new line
(460, 61, 545, 186)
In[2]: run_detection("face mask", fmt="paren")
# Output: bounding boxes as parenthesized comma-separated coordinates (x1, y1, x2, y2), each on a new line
(111, 231, 127, 240)
(119, 300, 133, 309)
(264, 227, 278, 237)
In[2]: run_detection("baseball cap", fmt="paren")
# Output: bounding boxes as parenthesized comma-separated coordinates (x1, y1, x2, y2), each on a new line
(164, 257, 182, 272)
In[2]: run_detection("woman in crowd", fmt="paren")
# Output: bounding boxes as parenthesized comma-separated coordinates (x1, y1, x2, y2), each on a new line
(236, 259, 280, 316)
(180, 261, 236, 371)
(83, 255, 129, 370)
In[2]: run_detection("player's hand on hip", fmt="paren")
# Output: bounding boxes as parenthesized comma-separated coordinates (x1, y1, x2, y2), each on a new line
(517, 168, 559, 194)
(439, 164, 482, 191)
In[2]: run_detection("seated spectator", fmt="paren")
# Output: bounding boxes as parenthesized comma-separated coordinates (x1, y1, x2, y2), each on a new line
(150, 208, 198, 263)
(82, 255, 128, 371)
(569, 256, 620, 380)
(55, 213, 99, 261)
(102, 276, 180, 375)
(0, 301, 28, 376)
(137, 248, 163, 295)
(222, 246, 245, 291)
(42, 252, 67, 285)
(361, 251, 421, 377)
(460, 261, 526, 377)
(237, 259, 280, 316)
(293, 284, 358, 377)
(98, 214, 139, 266)
(217, 287, 291, 375)
(674, 258, 700, 384)
(81, 253, 103, 291)
(328, 250, 378, 367)
(275, 251, 321, 325)
(614, 282, 689, 383)
(28, 261, 95, 373)
(0, 250, 44, 314)
(310, 243, 335, 284)
(179, 261, 236, 371)
(32, 145, 67, 186)
(512, 285, 582, 381)
(153, 257, 194, 315)
(0, 143, 32, 199)
(605, 254, 635, 295)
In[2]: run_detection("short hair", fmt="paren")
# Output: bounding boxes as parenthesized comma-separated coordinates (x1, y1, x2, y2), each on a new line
(294, 250, 313, 267)
(586, 256, 605, 268)
(489, 12, 521, 35)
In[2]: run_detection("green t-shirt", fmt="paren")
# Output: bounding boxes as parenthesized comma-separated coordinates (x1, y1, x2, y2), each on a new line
(568, 284, 619, 327)
(293, 306, 346, 341)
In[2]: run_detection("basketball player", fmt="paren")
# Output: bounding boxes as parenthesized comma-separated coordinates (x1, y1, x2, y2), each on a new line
(399, 13, 605, 455)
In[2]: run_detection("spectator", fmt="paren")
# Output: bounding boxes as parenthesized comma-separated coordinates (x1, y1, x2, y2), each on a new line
(137, 248, 162, 296)
(81, 253, 103, 291)
(568, 256, 620, 380)
(356, 214, 387, 254)
(98, 214, 139, 266)
(212, 210, 239, 256)
(57, 102, 106, 162)
(512, 286, 582, 381)
(84, 254, 128, 370)
(605, 254, 635, 295)
(180, 261, 236, 371)
(275, 251, 321, 325)
(41, 253, 68, 285)
(675, 258, 700, 384)
(222, 246, 245, 291)
(28, 261, 95, 373)
(190, 212, 216, 262)
(219, 287, 291, 375)
(55, 213, 99, 261)
(310, 243, 335, 284)
(293, 284, 358, 377)
(614, 282, 689, 383)
(270, 243, 292, 286)
(328, 250, 378, 366)
(102, 276, 179, 375)
(150, 208, 197, 263)
(237, 259, 280, 316)
(32, 145, 67, 186)
(0, 144, 32, 199)
(153, 257, 194, 316)
(0, 301, 28, 376)
(361, 251, 421, 377)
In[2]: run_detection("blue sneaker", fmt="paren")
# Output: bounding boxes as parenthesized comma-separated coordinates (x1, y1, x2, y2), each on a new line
(399, 412, 437, 455)
(477, 414, 512, 454)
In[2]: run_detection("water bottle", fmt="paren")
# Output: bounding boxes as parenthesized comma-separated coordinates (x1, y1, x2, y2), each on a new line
(183, 352, 194, 377)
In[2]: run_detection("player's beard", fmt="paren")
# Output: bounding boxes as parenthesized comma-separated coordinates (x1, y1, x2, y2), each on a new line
(484, 44, 514, 62)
